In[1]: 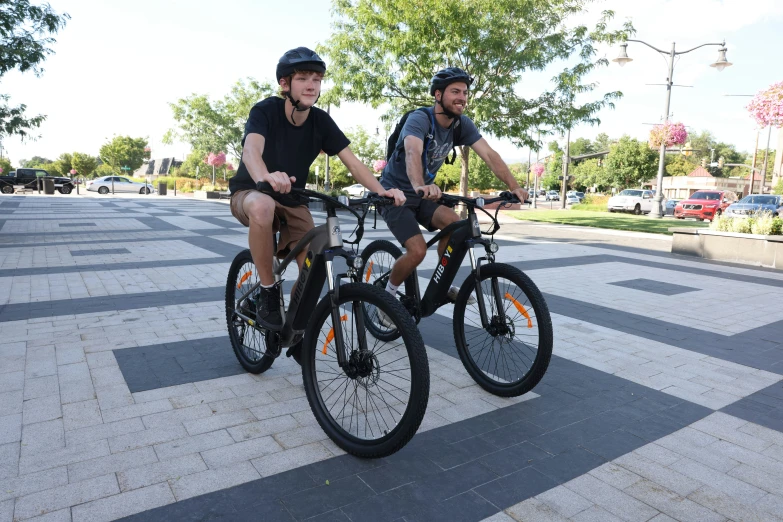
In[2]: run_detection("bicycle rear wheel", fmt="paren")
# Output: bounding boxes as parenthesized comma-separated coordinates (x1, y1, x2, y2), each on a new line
(453, 263, 552, 397)
(360, 240, 406, 342)
(225, 249, 277, 374)
(302, 283, 429, 458)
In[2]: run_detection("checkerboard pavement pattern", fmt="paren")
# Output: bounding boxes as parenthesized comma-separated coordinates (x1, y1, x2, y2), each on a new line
(2, 193, 783, 521)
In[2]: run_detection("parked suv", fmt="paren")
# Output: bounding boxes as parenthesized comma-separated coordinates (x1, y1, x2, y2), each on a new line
(674, 190, 737, 221)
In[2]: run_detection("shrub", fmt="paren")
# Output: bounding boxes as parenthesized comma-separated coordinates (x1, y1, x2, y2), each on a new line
(751, 212, 777, 235)
(730, 217, 752, 234)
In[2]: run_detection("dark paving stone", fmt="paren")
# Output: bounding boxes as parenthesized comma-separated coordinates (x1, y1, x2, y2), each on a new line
(477, 441, 552, 476)
(609, 278, 698, 296)
(280, 474, 375, 520)
(69, 247, 131, 256)
(473, 466, 559, 509)
(580, 429, 648, 460)
(720, 381, 783, 432)
(404, 490, 498, 522)
(0, 287, 224, 323)
(532, 446, 607, 483)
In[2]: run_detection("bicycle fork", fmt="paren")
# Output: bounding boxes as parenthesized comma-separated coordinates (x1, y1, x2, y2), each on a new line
(325, 258, 370, 370)
(468, 247, 506, 329)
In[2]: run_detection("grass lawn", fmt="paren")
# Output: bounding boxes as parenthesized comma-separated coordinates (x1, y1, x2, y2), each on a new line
(508, 210, 710, 235)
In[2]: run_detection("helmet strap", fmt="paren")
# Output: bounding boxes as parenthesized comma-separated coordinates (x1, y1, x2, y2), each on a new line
(435, 96, 459, 120)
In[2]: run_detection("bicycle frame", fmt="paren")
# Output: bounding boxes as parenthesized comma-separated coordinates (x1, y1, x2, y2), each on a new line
(399, 206, 505, 328)
(233, 205, 367, 368)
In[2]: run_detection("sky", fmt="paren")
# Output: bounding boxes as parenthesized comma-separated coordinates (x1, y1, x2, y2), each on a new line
(2, 0, 782, 166)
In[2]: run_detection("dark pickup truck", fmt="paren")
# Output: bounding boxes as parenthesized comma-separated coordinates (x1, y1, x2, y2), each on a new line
(0, 168, 76, 195)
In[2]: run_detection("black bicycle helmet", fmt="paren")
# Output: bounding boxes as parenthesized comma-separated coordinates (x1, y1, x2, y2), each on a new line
(276, 47, 326, 82)
(430, 67, 473, 95)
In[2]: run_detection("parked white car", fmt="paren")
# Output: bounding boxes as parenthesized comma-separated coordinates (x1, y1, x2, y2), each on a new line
(566, 193, 580, 205)
(87, 176, 155, 195)
(344, 183, 367, 198)
(607, 189, 655, 215)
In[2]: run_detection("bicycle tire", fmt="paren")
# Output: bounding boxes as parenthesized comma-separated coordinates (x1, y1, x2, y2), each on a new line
(359, 240, 406, 342)
(302, 283, 429, 458)
(225, 249, 276, 374)
(453, 263, 552, 397)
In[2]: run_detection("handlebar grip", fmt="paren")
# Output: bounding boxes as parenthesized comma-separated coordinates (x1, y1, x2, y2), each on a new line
(256, 181, 273, 192)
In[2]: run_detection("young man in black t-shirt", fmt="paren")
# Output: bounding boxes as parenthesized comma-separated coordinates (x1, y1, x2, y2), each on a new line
(229, 47, 405, 333)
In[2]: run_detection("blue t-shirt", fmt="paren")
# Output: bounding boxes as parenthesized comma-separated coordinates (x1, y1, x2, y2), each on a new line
(380, 109, 481, 193)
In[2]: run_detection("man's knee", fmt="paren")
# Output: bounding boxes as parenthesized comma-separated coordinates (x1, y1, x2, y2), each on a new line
(246, 195, 275, 226)
(404, 237, 427, 265)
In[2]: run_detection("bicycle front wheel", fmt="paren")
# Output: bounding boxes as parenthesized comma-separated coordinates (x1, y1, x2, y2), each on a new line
(453, 263, 552, 397)
(225, 249, 277, 374)
(302, 283, 429, 458)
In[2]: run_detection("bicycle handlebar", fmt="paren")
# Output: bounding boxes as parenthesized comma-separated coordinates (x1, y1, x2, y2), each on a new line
(255, 182, 396, 245)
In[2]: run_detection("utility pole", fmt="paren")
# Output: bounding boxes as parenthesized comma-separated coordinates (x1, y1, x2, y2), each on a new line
(750, 131, 759, 195)
(561, 128, 570, 209)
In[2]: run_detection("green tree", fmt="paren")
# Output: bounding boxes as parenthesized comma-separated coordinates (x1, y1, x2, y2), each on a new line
(99, 136, 148, 173)
(71, 152, 98, 179)
(686, 130, 714, 162)
(568, 137, 595, 157)
(164, 78, 276, 161)
(433, 162, 461, 191)
(344, 126, 384, 166)
(665, 154, 698, 177)
(468, 149, 505, 191)
(92, 164, 115, 179)
(46, 152, 72, 177)
(0, 157, 13, 174)
(1, 1, 69, 141)
(571, 158, 608, 191)
(19, 156, 52, 167)
(605, 135, 657, 188)
(321, 0, 632, 197)
(593, 132, 611, 151)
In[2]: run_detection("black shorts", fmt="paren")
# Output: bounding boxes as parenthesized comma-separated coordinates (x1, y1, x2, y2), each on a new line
(378, 194, 441, 246)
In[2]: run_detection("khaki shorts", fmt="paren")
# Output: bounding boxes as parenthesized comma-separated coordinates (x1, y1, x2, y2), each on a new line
(230, 189, 314, 257)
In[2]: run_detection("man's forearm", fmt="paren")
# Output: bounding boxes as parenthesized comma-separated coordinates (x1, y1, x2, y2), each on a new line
(405, 149, 426, 188)
(244, 150, 270, 184)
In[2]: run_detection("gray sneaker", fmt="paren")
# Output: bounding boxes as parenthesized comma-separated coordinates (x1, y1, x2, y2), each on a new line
(447, 285, 476, 305)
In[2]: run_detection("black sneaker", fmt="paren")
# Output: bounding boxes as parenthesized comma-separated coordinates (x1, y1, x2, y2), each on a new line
(286, 340, 302, 366)
(254, 283, 283, 331)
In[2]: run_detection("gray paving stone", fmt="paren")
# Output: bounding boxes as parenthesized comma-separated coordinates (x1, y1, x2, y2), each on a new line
(613, 452, 700, 497)
(70, 481, 174, 522)
(20, 418, 65, 452)
(67, 446, 158, 483)
(65, 418, 145, 447)
(182, 409, 256, 436)
(117, 453, 207, 492)
(564, 474, 658, 522)
(587, 462, 644, 491)
(479, 513, 517, 522)
(168, 460, 260, 501)
(535, 486, 593, 518)
(13, 473, 119, 520)
(22, 376, 59, 400)
(251, 442, 334, 478)
(571, 504, 626, 522)
(153, 430, 234, 461)
(100, 399, 172, 424)
(0, 499, 12, 522)
(0, 390, 23, 417)
(58, 378, 96, 405)
(140, 404, 213, 429)
(504, 498, 570, 522)
(0, 413, 22, 445)
(226, 414, 299, 442)
(687, 484, 772, 522)
(625, 478, 727, 522)
(0, 466, 68, 502)
(22, 395, 62, 425)
(62, 400, 102, 431)
(18, 440, 109, 475)
(273, 425, 329, 450)
(0, 442, 20, 480)
(0, 371, 23, 394)
(108, 425, 187, 454)
(200, 435, 282, 469)
(669, 456, 768, 504)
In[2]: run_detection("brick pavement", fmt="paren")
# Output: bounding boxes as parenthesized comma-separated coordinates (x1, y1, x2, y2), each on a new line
(1, 192, 783, 521)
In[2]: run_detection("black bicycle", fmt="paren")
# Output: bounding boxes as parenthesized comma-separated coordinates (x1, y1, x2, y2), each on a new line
(226, 185, 429, 458)
(361, 191, 552, 397)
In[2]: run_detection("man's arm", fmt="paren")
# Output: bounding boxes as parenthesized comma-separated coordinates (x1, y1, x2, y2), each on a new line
(471, 138, 528, 201)
(243, 133, 293, 193)
(404, 135, 441, 200)
(336, 147, 406, 206)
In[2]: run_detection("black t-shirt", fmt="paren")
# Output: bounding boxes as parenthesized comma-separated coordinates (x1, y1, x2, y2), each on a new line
(229, 97, 350, 193)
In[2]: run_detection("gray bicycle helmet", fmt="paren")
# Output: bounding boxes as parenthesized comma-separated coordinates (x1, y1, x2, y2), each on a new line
(276, 47, 326, 82)
(430, 67, 473, 95)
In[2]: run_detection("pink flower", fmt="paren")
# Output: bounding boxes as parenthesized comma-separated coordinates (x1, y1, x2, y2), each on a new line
(531, 163, 545, 177)
(649, 122, 688, 148)
(206, 152, 227, 167)
(70, 169, 77, 175)
(0, 168, 3, 174)
(226, 164, 235, 171)
(747, 82, 783, 128)
(373, 159, 387, 173)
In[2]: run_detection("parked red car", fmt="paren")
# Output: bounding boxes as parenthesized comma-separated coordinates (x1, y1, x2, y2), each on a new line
(674, 190, 738, 221)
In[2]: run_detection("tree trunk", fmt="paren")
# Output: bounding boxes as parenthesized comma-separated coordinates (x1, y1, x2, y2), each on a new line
(458, 145, 470, 218)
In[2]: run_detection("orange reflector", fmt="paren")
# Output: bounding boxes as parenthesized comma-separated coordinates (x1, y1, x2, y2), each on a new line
(364, 261, 374, 282)
(322, 315, 349, 354)
(237, 271, 252, 289)
(504, 293, 533, 329)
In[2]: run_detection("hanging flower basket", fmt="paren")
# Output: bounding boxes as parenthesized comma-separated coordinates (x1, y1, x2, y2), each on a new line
(373, 159, 387, 173)
(531, 163, 545, 177)
(649, 122, 688, 148)
(747, 81, 783, 128)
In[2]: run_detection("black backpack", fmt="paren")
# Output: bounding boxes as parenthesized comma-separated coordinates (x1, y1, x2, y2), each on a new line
(385, 108, 462, 169)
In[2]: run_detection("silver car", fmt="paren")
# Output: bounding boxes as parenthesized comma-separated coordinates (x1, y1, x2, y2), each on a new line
(87, 176, 155, 195)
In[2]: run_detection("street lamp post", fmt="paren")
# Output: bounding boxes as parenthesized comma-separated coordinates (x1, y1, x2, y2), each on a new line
(613, 39, 732, 218)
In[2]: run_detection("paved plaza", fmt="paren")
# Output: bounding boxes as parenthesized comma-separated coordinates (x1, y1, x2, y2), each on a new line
(2, 193, 783, 521)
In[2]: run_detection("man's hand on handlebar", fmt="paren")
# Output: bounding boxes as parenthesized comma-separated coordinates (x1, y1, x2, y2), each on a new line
(414, 184, 442, 201)
(377, 188, 406, 206)
(510, 187, 529, 204)
(259, 172, 296, 194)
